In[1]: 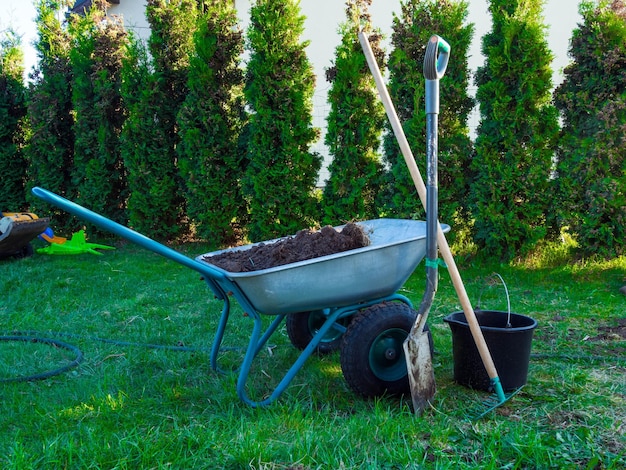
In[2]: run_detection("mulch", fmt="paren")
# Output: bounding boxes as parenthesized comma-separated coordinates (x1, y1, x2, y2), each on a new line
(203, 223, 370, 273)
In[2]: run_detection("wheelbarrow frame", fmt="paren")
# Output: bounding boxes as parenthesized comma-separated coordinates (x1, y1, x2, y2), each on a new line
(32, 187, 422, 406)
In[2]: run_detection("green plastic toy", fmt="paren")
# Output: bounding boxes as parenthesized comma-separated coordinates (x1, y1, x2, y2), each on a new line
(37, 230, 114, 256)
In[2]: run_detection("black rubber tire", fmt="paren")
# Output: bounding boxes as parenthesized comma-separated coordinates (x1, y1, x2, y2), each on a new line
(286, 310, 350, 354)
(340, 302, 430, 398)
(19, 243, 34, 258)
(0, 243, 34, 260)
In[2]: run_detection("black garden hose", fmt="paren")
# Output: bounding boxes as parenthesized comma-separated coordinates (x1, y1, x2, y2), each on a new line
(0, 335, 83, 383)
(0, 330, 246, 383)
(2, 331, 618, 385)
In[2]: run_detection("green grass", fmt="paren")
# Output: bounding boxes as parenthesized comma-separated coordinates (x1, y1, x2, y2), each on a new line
(1, 238, 625, 469)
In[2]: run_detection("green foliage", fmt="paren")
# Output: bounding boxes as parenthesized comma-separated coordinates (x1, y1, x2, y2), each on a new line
(0, 32, 28, 211)
(177, 0, 248, 246)
(69, 1, 129, 229)
(383, 0, 474, 227)
(122, 0, 197, 241)
(33, 0, 73, 68)
(471, 0, 560, 260)
(25, 0, 76, 230)
(321, 0, 385, 225)
(244, 0, 322, 240)
(553, 0, 626, 258)
(121, 54, 181, 241)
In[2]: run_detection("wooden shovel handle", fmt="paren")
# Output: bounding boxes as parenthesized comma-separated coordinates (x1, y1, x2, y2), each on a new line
(358, 32, 499, 380)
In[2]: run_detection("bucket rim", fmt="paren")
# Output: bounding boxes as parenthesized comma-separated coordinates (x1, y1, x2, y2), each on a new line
(443, 310, 537, 332)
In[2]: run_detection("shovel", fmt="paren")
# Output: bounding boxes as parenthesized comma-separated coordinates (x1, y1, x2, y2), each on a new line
(400, 35, 449, 413)
(360, 32, 517, 417)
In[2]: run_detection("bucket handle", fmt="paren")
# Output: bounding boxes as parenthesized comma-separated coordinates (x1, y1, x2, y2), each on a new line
(476, 273, 512, 328)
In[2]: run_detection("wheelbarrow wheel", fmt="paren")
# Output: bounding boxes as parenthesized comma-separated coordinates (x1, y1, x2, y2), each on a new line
(19, 243, 34, 258)
(0, 242, 34, 259)
(286, 309, 350, 354)
(340, 302, 431, 398)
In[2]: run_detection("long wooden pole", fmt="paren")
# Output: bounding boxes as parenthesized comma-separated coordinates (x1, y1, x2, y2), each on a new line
(358, 32, 501, 384)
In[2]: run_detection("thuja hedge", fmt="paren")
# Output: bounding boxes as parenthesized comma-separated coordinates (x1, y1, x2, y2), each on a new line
(177, 0, 248, 247)
(122, 0, 197, 241)
(24, 0, 76, 232)
(2, 0, 624, 259)
(0, 36, 28, 211)
(243, 0, 322, 240)
(553, 0, 626, 258)
(321, 0, 386, 225)
(70, 5, 128, 229)
(471, 0, 560, 260)
(382, 0, 474, 229)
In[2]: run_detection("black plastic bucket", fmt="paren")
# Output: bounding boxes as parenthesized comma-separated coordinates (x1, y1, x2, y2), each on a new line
(443, 310, 538, 391)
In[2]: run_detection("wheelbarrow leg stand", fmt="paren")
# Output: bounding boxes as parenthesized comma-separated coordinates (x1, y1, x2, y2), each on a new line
(203, 278, 238, 374)
(208, 285, 286, 375)
(236, 305, 351, 407)
(236, 295, 416, 407)
(209, 295, 232, 373)
(252, 314, 287, 359)
(236, 312, 287, 407)
(204, 279, 328, 407)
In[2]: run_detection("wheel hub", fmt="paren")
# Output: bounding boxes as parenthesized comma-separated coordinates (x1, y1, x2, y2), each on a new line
(369, 328, 407, 381)
(385, 348, 397, 360)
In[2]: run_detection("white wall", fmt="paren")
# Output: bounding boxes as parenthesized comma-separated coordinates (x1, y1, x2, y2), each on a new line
(107, 1, 150, 40)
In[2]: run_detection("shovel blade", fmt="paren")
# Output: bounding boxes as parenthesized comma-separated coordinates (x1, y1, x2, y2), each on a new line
(403, 332, 436, 414)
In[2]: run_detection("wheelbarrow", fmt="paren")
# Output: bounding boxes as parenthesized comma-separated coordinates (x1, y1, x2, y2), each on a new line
(0, 212, 49, 259)
(32, 186, 449, 406)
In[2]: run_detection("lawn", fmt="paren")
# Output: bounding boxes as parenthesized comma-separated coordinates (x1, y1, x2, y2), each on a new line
(1, 236, 625, 469)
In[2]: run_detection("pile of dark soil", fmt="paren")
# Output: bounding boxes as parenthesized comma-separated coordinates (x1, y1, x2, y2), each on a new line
(204, 223, 370, 273)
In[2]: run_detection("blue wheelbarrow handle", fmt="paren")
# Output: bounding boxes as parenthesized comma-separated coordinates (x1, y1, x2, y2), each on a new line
(32, 186, 310, 407)
(31, 187, 228, 282)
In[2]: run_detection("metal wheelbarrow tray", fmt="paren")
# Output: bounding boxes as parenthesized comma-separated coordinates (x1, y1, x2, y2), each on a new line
(32, 187, 448, 406)
(197, 218, 432, 315)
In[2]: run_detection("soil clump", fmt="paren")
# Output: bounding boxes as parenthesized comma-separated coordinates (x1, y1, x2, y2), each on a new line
(204, 223, 370, 273)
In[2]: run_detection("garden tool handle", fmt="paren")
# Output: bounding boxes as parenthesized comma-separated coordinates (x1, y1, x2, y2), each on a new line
(358, 31, 501, 382)
(423, 35, 450, 81)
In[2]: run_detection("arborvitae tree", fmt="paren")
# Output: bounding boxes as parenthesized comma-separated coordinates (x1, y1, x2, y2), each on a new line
(553, 0, 626, 258)
(119, 34, 150, 213)
(69, 0, 128, 227)
(0, 31, 28, 211)
(321, 0, 385, 225)
(122, 0, 197, 241)
(382, 0, 474, 228)
(244, 0, 322, 240)
(177, 0, 248, 247)
(470, 0, 560, 260)
(26, 0, 75, 230)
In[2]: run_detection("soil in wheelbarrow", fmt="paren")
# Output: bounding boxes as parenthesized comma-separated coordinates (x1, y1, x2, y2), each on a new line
(204, 223, 370, 273)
